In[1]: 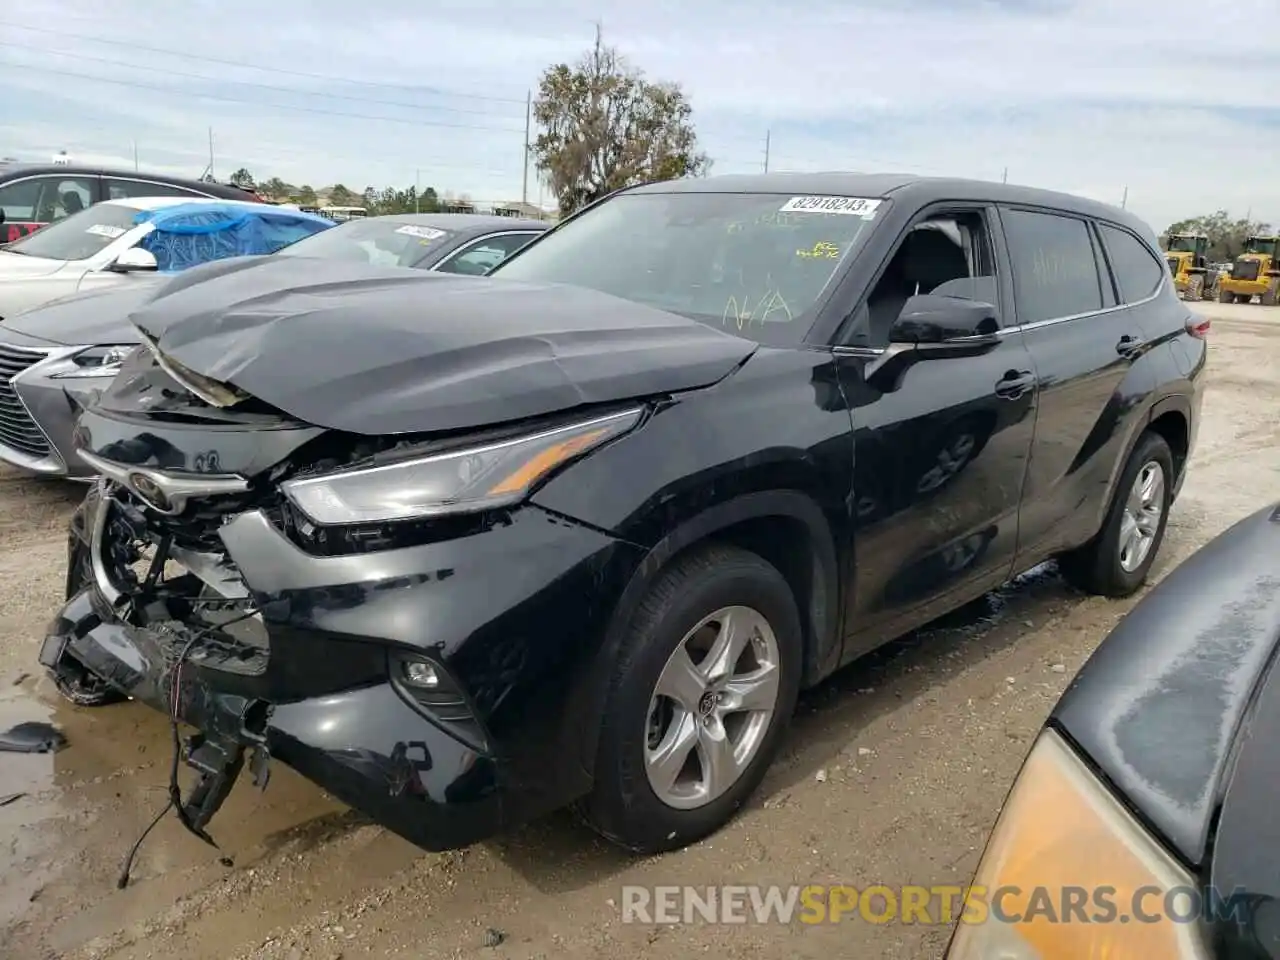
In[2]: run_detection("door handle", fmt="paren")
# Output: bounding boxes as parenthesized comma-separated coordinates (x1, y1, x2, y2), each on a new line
(995, 371, 1036, 400)
(1115, 335, 1146, 358)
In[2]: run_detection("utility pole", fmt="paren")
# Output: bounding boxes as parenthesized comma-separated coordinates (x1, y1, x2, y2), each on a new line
(1001, 167, 1007, 184)
(522, 89, 532, 205)
(763, 130, 771, 173)
(207, 127, 215, 181)
(1121, 185, 1128, 209)
(415, 169, 420, 213)
(133, 140, 138, 171)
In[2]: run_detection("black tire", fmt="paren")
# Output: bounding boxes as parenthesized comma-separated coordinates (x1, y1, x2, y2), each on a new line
(1264, 280, 1279, 306)
(1185, 274, 1204, 301)
(1218, 288, 1234, 304)
(1058, 431, 1174, 598)
(577, 544, 803, 854)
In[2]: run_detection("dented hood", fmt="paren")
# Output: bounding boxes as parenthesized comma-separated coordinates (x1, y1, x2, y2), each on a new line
(125, 257, 756, 435)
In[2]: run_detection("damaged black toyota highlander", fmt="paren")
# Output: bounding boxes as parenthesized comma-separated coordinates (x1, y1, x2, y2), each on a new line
(40, 173, 1204, 856)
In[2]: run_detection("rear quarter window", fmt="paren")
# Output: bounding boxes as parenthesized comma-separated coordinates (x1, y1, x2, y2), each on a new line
(1098, 223, 1166, 303)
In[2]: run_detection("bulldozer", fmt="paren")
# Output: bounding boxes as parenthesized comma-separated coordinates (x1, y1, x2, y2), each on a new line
(1217, 235, 1280, 304)
(1163, 233, 1218, 301)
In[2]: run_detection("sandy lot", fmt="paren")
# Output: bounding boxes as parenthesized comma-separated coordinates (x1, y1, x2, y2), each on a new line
(1, 302, 1277, 960)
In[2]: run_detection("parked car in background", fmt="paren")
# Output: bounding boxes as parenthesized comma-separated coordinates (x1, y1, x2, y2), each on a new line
(0, 196, 331, 321)
(0, 212, 544, 477)
(0, 198, 331, 474)
(41, 173, 1203, 859)
(275, 212, 548, 273)
(0, 163, 259, 243)
(947, 501, 1280, 960)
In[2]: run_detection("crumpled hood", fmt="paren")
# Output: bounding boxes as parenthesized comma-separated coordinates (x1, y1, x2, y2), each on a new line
(3, 278, 163, 346)
(125, 256, 757, 435)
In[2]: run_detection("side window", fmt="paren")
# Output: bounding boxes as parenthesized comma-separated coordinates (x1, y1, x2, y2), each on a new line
(0, 178, 42, 220)
(1098, 223, 1165, 303)
(105, 178, 205, 202)
(1001, 209, 1102, 324)
(435, 233, 539, 275)
(846, 210, 997, 348)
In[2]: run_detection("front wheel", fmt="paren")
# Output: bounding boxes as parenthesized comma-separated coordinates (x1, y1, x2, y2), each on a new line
(578, 545, 802, 854)
(1058, 431, 1174, 597)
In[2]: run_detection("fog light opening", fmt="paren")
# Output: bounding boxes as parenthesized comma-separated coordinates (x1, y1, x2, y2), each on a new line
(403, 660, 441, 689)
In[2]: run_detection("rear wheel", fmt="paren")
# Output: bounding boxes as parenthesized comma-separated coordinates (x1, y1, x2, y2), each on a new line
(1058, 431, 1174, 598)
(1264, 280, 1280, 306)
(1219, 287, 1234, 303)
(578, 545, 802, 854)
(1185, 274, 1205, 301)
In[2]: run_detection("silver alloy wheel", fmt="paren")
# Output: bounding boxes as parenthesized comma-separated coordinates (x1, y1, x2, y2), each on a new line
(644, 605, 781, 810)
(1118, 460, 1166, 573)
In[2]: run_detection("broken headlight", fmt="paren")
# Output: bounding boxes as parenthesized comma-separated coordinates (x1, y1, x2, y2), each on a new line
(281, 408, 643, 525)
(48, 344, 136, 379)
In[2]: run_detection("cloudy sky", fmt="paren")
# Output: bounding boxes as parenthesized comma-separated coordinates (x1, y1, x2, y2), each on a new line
(1, 0, 1272, 229)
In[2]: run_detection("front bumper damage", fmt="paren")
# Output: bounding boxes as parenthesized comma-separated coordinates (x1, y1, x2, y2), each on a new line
(39, 482, 511, 851)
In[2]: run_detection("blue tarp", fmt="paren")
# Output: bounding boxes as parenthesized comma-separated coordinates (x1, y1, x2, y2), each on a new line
(131, 202, 334, 273)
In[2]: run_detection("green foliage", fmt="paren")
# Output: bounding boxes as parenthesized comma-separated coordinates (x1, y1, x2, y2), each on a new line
(1162, 211, 1274, 262)
(533, 30, 709, 218)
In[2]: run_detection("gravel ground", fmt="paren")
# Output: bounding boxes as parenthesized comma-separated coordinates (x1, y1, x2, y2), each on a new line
(1, 301, 1277, 960)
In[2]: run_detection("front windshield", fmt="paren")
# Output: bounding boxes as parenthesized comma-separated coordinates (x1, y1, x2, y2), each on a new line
(1245, 237, 1278, 255)
(1167, 236, 1200, 253)
(491, 191, 883, 344)
(3, 203, 143, 261)
(276, 218, 454, 267)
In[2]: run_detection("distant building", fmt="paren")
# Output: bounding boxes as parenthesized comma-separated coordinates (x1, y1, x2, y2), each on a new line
(492, 200, 555, 220)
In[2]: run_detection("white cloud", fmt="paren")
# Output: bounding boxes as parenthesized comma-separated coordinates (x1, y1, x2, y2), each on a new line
(1, 0, 1277, 226)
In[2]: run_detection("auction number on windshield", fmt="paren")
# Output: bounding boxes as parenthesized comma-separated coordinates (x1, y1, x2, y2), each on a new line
(779, 196, 882, 218)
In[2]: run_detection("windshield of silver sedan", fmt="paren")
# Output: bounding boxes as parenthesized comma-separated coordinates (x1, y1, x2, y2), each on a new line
(490, 191, 884, 344)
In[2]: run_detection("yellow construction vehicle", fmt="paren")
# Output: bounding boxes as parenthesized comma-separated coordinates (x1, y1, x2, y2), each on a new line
(1218, 235, 1280, 304)
(1163, 233, 1218, 301)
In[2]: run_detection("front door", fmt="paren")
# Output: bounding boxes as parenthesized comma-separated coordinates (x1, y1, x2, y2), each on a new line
(832, 205, 1039, 658)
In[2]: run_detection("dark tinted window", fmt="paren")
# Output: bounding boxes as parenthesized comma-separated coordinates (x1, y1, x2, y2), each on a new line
(1002, 209, 1102, 323)
(435, 232, 540, 275)
(1099, 224, 1165, 302)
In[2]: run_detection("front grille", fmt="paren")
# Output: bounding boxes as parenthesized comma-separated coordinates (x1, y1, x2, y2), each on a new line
(1231, 259, 1262, 281)
(0, 344, 51, 458)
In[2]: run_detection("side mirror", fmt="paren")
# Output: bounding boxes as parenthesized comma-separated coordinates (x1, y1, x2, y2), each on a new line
(866, 291, 1000, 391)
(106, 247, 158, 274)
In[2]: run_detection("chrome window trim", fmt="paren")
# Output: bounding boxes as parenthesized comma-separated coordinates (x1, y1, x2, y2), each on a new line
(428, 230, 543, 272)
(102, 175, 219, 199)
(832, 268, 1167, 356)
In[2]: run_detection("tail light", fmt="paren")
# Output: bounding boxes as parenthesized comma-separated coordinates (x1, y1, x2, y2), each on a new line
(1185, 317, 1210, 339)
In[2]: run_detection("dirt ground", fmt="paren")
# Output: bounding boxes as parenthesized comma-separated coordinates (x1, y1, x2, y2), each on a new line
(1, 301, 1277, 960)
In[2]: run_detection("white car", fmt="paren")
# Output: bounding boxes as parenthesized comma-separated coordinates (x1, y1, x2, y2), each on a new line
(0, 196, 269, 320)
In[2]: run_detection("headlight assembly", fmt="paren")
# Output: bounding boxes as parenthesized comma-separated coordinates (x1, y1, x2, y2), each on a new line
(946, 728, 1212, 960)
(48, 344, 136, 379)
(282, 407, 643, 525)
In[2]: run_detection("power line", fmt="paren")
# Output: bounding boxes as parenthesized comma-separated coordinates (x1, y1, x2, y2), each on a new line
(0, 19, 529, 106)
(0, 41, 522, 121)
(0, 61, 525, 134)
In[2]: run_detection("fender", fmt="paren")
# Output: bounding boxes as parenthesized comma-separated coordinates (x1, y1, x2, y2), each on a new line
(563, 489, 843, 779)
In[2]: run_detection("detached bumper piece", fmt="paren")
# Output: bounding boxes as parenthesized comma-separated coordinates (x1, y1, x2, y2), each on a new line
(41, 486, 506, 852)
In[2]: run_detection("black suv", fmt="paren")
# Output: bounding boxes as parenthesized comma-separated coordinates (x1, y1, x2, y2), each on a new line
(41, 173, 1206, 858)
(0, 163, 259, 242)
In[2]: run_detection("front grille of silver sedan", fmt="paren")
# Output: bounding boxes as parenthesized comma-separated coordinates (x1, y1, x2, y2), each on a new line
(0, 344, 52, 458)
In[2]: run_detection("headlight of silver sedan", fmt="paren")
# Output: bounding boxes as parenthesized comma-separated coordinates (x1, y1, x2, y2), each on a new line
(47, 344, 136, 379)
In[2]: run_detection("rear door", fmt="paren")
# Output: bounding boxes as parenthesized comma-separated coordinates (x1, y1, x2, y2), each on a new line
(1001, 206, 1156, 566)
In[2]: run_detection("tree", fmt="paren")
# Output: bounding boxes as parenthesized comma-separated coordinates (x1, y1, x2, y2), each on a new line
(328, 183, 357, 206)
(229, 167, 256, 189)
(1163, 210, 1272, 262)
(532, 29, 710, 217)
(260, 177, 290, 200)
(295, 184, 318, 205)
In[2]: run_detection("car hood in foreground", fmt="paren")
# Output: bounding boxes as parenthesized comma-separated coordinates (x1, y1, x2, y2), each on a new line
(0, 249, 67, 278)
(1052, 502, 1280, 871)
(123, 256, 757, 435)
(3, 279, 162, 346)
